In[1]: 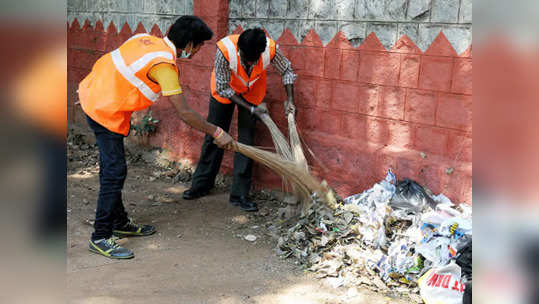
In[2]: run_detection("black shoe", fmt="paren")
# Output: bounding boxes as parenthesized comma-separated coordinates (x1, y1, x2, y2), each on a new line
(89, 236, 134, 259)
(182, 188, 210, 200)
(230, 196, 258, 212)
(113, 218, 156, 237)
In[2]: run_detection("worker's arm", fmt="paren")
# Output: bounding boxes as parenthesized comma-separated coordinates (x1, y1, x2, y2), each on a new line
(167, 94, 213, 135)
(167, 93, 234, 149)
(149, 63, 234, 149)
(284, 84, 295, 116)
(229, 94, 267, 116)
(272, 48, 297, 116)
(214, 49, 267, 116)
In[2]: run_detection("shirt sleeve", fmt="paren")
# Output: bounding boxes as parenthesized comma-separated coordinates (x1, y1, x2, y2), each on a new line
(148, 63, 182, 96)
(214, 49, 236, 99)
(271, 47, 297, 85)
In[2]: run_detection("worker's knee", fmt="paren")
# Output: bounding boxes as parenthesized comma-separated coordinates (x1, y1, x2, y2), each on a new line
(101, 161, 127, 184)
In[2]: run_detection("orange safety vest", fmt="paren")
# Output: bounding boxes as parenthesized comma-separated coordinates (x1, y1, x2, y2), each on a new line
(78, 34, 178, 136)
(211, 34, 276, 105)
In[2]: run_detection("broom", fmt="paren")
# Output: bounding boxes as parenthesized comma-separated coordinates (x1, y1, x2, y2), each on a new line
(255, 111, 328, 209)
(257, 112, 295, 194)
(286, 112, 310, 210)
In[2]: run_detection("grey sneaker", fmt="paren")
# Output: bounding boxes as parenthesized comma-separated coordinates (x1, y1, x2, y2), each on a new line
(89, 237, 134, 259)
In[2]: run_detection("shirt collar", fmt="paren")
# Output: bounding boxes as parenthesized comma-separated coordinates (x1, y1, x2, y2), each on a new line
(164, 36, 177, 59)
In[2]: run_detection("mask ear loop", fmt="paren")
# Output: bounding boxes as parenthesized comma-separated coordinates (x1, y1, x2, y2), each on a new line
(180, 42, 193, 59)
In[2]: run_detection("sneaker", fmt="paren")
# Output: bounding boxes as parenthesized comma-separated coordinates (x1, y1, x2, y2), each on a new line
(88, 237, 134, 259)
(113, 218, 156, 237)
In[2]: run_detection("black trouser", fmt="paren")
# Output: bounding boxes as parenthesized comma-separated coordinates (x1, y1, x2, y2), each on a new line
(191, 96, 257, 201)
(86, 115, 129, 241)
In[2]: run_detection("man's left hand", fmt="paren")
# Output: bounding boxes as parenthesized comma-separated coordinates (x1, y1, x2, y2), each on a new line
(253, 102, 268, 117)
(284, 98, 296, 116)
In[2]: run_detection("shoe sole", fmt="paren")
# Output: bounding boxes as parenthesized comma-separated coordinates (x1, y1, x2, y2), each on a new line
(112, 230, 156, 237)
(88, 247, 134, 259)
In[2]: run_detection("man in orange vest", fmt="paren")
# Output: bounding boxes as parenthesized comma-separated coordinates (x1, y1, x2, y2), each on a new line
(183, 28, 297, 212)
(78, 16, 234, 259)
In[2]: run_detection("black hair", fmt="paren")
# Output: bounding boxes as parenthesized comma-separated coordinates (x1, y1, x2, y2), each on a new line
(238, 28, 267, 62)
(167, 15, 213, 49)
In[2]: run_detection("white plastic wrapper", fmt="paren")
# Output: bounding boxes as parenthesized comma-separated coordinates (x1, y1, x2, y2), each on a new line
(416, 237, 452, 267)
(418, 262, 465, 304)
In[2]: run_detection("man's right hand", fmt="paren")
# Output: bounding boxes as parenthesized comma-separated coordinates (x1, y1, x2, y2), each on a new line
(213, 127, 235, 150)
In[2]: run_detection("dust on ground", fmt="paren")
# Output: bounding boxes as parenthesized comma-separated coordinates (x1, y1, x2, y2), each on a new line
(67, 126, 409, 304)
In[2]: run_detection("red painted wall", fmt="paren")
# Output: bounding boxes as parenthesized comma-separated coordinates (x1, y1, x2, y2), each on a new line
(67, 1, 472, 204)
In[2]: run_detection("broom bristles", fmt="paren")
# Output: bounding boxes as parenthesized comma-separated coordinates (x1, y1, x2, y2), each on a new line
(258, 113, 294, 192)
(258, 113, 293, 161)
(233, 142, 325, 201)
(288, 112, 308, 171)
(252, 112, 334, 208)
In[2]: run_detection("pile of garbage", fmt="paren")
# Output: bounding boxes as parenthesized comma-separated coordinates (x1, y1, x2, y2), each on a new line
(275, 170, 472, 303)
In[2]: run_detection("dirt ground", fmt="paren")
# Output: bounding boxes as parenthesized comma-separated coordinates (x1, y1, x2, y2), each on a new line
(67, 129, 409, 304)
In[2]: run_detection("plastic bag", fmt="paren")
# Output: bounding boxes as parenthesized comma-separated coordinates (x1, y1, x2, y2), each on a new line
(432, 193, 452, 205)
(418, 262, 465, 304)
(422, 211, 454, 227)
(389, 179, 437, 214)
(416, 237, 451, 267)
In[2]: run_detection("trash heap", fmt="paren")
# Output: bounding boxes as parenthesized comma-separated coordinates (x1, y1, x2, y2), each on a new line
(275, 169, 472, 301)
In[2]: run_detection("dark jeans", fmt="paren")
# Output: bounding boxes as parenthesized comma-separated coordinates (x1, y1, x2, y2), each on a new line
(191, 96, 257, 201)
(86, 115, 129, 240)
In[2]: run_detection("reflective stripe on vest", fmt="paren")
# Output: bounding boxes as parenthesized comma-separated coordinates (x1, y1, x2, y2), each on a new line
(110, 45, 174, 102)
(130, 51, 174, 72)
(221, 36, 238, 75)
(163, 36, 177, 59)
(261, 37, 271, 69)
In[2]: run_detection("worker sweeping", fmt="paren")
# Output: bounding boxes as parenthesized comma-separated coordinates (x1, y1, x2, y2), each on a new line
(78, 16, 234, 259)
(183, 28, 297, 212)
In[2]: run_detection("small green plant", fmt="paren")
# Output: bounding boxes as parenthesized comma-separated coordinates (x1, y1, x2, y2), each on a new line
(131, 110, 159, 136)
